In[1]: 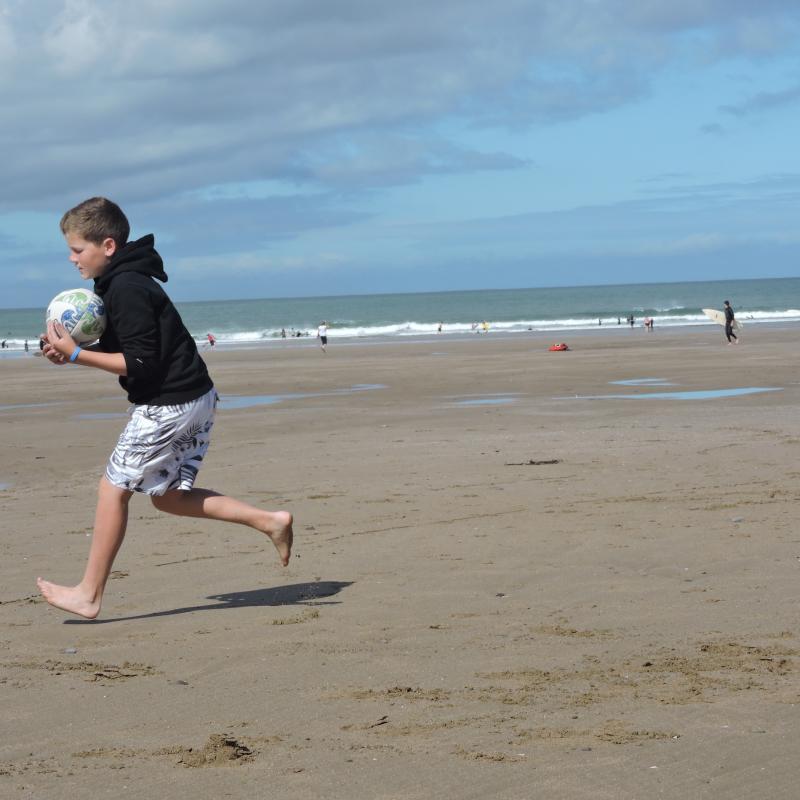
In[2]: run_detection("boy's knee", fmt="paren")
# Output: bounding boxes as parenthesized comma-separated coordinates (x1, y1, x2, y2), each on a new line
(99, 476, 133, 504)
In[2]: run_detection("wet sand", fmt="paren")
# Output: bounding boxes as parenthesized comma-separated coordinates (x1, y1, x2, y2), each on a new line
(2, 326, 799, 799)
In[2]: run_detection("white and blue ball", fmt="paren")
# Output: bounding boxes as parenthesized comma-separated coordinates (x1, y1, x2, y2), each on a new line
(46, 288, 107, 344)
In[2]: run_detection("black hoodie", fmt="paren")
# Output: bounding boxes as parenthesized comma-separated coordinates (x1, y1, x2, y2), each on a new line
(94, 235, 213, 405)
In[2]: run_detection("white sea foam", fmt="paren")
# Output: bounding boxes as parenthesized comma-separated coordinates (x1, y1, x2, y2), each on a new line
(184, 306, 800, 347)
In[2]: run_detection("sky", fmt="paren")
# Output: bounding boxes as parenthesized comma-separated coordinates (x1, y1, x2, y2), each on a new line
(2, 0, 800, 307)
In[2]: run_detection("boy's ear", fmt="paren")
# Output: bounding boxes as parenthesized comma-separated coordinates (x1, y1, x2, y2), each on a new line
(102, 237, 118, 257)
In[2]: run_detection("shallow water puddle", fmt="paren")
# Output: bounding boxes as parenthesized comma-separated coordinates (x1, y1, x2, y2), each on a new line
(219, 383, 386, 410)
(0, 401, 61, 412)
(449, 394, 520, 407)
(610, 378, 674, 387)
(567, 387, 783, 401)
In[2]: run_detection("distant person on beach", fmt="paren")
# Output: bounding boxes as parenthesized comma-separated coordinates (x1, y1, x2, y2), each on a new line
(481, 320, 489, 333)
(1, 340, 5, 348)
(723, 300, 738, 345)
(438, 322, 443, 333)
(628, 315, 635, 328)
(36, 197, 292, 618)
(24, 340, 29, 352)
(206, 332, 216, 348)
(281, 328, 286, 339)
(317, 321, 328, 352)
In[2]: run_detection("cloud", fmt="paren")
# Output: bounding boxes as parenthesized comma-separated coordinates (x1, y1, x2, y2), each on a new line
(377, 172, 800, 264)
(0, 8, 17, 65)
(133, 190, 375, 256)
(638, 172, 800, 201)
(699, 122, 726, 136)
(2, 1, 800, 306)
(296, 135, 527, 188)
(42, 1, 114, 73)
(721, 83, 800, 116)
(3, 0, 798, 208)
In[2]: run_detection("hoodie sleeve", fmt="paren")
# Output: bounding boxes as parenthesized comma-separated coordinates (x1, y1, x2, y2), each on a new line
(106, 278, 161, 381)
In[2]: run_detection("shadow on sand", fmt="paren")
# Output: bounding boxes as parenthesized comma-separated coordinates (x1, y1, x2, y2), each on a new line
(64, 580, 352, 624)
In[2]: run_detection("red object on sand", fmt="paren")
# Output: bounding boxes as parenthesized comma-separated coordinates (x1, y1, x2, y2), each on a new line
(548, 343, 569, 351)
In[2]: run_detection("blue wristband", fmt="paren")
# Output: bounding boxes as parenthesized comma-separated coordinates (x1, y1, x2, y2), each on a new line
(69, 346, 82, 363)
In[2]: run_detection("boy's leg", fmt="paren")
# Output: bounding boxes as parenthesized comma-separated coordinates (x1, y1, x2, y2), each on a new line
(37, 477, 132, 619)
(151, 489, 293, 566)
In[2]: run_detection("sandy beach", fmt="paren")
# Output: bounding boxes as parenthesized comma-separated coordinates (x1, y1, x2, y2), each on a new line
(2, 326, 799, 799)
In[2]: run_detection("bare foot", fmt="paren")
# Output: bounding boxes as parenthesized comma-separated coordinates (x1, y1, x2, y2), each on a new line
(260, 511, 293, 566)
(36, 577, 101, 619)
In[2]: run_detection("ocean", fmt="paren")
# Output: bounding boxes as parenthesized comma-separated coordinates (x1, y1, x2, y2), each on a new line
(2, 277, 798, 352)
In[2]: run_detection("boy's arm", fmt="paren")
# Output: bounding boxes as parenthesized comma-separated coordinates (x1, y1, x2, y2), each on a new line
(106, 280, 162, 380)
(44, 321, 127, 376)
(69, 347, 127, 375)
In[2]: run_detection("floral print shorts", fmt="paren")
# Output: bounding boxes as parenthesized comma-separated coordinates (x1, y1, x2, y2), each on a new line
(105, 388, 217, 495)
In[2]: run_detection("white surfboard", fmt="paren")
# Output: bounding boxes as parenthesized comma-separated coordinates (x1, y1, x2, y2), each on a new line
(702, 308, 742, 331)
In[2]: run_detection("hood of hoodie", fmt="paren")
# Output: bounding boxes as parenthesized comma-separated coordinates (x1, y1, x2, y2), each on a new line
(94, 234, 167, 295)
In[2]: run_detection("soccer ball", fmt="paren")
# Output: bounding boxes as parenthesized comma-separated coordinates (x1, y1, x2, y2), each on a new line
(46, 288, 107, 344)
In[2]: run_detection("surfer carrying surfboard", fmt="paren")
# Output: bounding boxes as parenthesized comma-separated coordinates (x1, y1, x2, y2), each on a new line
(723, 300, 738, 345)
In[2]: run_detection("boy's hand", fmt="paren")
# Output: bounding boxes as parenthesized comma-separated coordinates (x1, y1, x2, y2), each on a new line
(39, 331, 62, 364)
(41, 339, 66, 364)
(45, 320, 76, 363)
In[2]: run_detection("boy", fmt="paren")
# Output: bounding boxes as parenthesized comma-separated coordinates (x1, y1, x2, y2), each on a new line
(38, 197, 293, 619)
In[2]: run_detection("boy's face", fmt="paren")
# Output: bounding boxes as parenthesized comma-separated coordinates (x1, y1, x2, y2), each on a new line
(65, 232, 117, 280)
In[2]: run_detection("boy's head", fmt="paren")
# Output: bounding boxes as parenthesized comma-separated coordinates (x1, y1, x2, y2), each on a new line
(60, 197, 130, 281)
